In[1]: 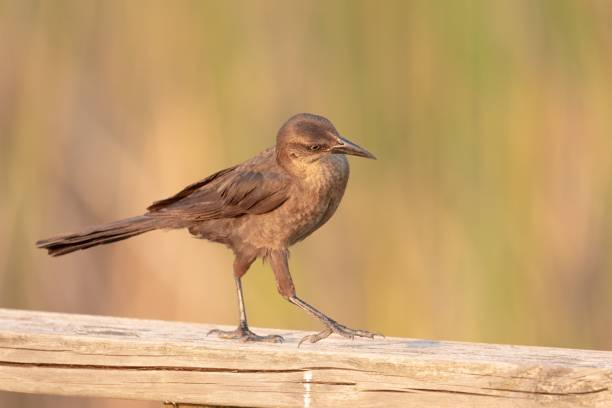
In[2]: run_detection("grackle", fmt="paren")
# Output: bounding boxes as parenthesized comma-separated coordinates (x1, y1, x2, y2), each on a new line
(37, 113, 378, 345)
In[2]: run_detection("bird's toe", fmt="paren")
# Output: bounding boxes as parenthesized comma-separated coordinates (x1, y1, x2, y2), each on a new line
(207, 328, 240, 339)
(246, 333, 284, 343)
(207, 326, 284, 343)
(298, 328, 333, 347)
(328, 322, 380, 340)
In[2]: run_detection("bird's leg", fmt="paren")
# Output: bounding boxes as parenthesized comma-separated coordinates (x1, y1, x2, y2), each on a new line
(268, 250, 379, 346)
(208, 256, 283, 343)
(288, 296, 379, 345)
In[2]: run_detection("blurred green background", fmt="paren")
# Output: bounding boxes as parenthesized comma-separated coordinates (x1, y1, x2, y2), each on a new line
(1, 0, 612, 406)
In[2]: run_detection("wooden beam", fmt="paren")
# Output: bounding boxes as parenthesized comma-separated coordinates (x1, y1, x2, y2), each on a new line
(0, 308, 610, 407)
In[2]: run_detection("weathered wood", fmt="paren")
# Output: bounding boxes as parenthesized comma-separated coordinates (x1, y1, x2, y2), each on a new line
(0, 309, 610, 407)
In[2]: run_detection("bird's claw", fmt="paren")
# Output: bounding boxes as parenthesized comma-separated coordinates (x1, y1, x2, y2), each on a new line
(298, 320, 381, 347)
(207, 326, 284, 343)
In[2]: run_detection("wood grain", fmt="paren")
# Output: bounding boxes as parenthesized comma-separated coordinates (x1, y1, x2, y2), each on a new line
(0, 308, 610, 407)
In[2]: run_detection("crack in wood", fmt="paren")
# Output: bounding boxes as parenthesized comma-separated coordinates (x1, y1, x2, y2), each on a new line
(296, 380, 357, 386)
(164, 402, 244, 408)
(362, 388, 509, 398)
(0, 345, 191, 358)
(482, 386, 609, 396)
(363, 386, 610, 399)
(0, 360, 368, 375)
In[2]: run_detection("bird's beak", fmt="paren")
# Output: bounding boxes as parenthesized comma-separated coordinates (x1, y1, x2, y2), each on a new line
(331, 136, 377, 160)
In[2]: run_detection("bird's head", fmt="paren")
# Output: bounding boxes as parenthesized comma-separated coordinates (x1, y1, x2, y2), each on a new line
(276, 113, 375, 169)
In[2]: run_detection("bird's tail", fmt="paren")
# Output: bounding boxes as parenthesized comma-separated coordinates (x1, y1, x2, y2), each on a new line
(36, 215, 159, 257)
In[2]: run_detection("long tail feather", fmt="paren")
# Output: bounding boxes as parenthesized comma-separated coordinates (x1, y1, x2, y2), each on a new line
(36, 215, 158, 256)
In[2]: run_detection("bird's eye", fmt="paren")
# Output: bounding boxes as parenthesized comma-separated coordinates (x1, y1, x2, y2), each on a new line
(309, 144, 321, 151)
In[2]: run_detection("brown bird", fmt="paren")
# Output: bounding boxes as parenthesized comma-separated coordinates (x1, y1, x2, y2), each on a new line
(37, 113, 378, 345)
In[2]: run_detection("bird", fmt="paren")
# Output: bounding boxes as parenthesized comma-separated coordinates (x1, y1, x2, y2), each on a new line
(37, 113, 378, 345)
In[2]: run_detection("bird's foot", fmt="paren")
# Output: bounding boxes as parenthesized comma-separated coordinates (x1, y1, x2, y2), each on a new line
(298, 319, 381, 346)
(207, 325, 284, 343)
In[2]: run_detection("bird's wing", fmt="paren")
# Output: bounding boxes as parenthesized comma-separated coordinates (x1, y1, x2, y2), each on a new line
(146, 161, 291, 221)
(215, 170, 291, 216)
(146, 166, 238, 212)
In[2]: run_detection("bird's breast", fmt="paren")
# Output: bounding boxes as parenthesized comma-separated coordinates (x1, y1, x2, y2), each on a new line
(231, 155, 349, 251)
(283, 155, 350, 245)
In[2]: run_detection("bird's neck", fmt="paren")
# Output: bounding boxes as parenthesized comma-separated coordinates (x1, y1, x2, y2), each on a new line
(275, 146, 307, 177)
